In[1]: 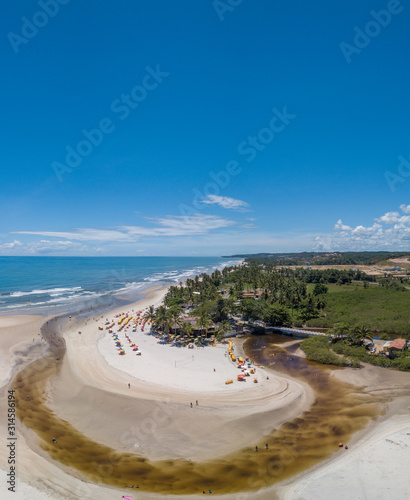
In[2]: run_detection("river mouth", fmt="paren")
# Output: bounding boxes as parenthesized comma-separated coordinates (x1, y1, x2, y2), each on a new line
(13, 329, 383, 495)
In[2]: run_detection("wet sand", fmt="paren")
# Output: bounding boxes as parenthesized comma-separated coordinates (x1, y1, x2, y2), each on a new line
(1, 297, 410, 498)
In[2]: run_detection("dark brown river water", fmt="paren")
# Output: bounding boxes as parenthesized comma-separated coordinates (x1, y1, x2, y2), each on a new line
(13, 328, 382, 495)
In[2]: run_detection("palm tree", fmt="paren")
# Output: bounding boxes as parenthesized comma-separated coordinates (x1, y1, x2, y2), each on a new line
(168, 305, 183, 335)
(215, 319, 230, 341)
(289, 291, 300, 319)
(143, 305, 156, 323)
(316, 297, 327, 311)
(331, 322, 350, 336)
(277, 289, 287, 306)
(180, 321, 193, 338)
(155, 305, 170, 333)
(196, 312, 212, 338)
(353, 325, 373, 344)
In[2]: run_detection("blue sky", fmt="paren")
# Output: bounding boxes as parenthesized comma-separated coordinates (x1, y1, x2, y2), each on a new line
(1, 0, 410, 256)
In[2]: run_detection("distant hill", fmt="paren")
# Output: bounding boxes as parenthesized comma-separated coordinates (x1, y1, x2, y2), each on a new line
(222, 251, 410, 266)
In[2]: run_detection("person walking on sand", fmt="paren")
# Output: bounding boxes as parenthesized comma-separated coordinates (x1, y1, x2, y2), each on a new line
(128, 383, 130, 388)
(266, 443, 269, 449)
(196, 400, 198, 406)
(191, 402, 193, 408)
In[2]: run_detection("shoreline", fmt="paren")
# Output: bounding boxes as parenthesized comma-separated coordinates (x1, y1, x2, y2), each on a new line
(0, 257, 244, 318)
(50, 286, 314, 462)
(0, 285, 409, 498)
(277, 363, 410, 500)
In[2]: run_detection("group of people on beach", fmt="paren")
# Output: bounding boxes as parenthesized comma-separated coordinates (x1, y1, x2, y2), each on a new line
(254, 443, 269, 452)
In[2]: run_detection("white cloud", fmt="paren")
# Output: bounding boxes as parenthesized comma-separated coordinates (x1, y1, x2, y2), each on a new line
(400, 204, 410, 214)
(351, 223, 382, 237)
(12, 214, 236, 243)
(0, 240, 23, 249)
(377, 211, 400, 224)
(30, 240, 85, 253)
(201, 195, 250, 210)
(334, 219, 352, 231)
(145, 214, 235, 234)
(0, 239, 86, 255)
(12, 229, 134, 242)
(316, 205, 410, 251)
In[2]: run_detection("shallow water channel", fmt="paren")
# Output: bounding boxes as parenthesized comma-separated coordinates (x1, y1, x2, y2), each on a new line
(12, 326, 382, 495)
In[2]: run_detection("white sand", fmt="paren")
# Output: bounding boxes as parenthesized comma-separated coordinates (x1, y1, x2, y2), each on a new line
(1, 289, 410, 499)
(97, 316, 262, 394)
(280, 417, 410, 500)
(50, 286, 311, 462)
(0, 314, 47, 387)
(0, 315, 41, 328)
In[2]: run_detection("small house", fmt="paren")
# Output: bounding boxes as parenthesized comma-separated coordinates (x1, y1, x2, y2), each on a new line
(388, 338, 407, 358)
(240, 292, 262, 299)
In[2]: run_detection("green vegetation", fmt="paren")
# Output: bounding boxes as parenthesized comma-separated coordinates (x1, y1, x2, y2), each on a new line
(154, 261, 410, 371)
(300, 336, 359, 367)
(377, 259, 410, 269)
(301, 336, 410, 371)
(223, 251, 410, 266)
(161, 261, 409, 336)
(331, 342, 410, 370)
(306, 284, 410, 335)
(313, 283, 328, 295)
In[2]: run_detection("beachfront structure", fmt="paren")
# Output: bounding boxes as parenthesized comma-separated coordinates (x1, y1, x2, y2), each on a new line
(170, 316, 217, 337)
(241, 292, 262, 299)
(388, 339, 407, 358)
(180, 303, 195, 312)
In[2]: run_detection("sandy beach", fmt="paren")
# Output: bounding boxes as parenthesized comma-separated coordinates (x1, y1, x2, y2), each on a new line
(1, 286, 410, 499)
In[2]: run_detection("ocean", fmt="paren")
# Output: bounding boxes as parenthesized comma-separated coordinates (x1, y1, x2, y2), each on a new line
(0, 256, 240, 315)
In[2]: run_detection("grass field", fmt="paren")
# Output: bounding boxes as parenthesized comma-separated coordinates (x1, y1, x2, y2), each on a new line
(306, 284, 410, 336)
(377, 259, 410, 269)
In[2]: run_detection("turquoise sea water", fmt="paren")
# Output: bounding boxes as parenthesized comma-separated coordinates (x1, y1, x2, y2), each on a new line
(0, 256, 239, 314)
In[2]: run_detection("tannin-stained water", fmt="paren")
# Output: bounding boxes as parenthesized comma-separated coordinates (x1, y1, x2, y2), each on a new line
(12, 328, 383, 495)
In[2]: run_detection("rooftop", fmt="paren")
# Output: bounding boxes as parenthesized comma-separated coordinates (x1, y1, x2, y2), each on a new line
(389, 339, 407, 350)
